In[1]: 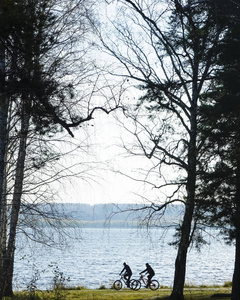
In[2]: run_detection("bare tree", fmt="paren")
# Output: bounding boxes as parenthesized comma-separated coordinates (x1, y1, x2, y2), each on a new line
(95, 0, 227, 298)
(0, 0, 119, 297)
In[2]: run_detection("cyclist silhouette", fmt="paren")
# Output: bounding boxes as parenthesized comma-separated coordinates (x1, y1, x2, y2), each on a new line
(140, 263, 155, 288)
(120, 262, 132, 287)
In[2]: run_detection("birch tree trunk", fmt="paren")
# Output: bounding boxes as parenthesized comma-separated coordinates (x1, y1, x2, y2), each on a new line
(0, 39, 9, 299)
(1, 102, 30, 297)
(0, 42, 8, 228)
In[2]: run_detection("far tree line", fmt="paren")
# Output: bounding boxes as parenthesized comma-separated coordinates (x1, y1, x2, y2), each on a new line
(0, 1, 240, 300)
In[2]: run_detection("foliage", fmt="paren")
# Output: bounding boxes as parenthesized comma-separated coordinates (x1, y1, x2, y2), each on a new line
(196, 9, 240, 299)
(197, 22, 240, 241)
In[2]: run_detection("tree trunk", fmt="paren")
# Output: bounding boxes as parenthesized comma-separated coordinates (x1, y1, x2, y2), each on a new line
(232, 235, 240, 300)
(0, 163, 8, 267)
(2, 105, 30, 297)
(0, 42, 8, 227)
(231, 160, 240, 300)
(0, 100, 12, 272)
(0, 173, 7, 300)
(171, 201, 194, 299)
(0, 40, 9, 300)
(171, 87, 198, 299)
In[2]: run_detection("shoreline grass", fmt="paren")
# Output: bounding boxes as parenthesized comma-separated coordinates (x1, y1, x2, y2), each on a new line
(4, 286, 232, 300)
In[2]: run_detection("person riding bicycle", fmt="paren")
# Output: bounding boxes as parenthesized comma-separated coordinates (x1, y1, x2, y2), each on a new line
(120, 262, 132, 287)
(140, 263, 155, 288)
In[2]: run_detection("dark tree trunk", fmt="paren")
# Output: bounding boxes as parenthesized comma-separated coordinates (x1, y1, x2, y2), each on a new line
(232, 235, 240, 300)
(231, 160, 240, 300)
(3, 105, 30, 297)
(171, 90, 197, 299)
(171, 202, 194, 299)
(0, 40, 8, 300)
(0, 42, 8, 228)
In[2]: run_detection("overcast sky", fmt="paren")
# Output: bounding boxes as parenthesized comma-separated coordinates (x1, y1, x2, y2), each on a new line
(54, 1, 175, 206)
(57, 110, 155, 205)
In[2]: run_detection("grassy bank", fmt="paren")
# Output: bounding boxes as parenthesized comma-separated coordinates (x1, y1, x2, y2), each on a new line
(4, 286, 232, 300)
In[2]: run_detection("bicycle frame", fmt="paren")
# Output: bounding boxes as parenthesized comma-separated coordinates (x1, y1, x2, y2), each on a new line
(132, 274, 159, 291)
(120, 274, 129, 286)
(113, 274, 159, 291)
(139, 275, 149, 286)
(113, 274, 136, 290)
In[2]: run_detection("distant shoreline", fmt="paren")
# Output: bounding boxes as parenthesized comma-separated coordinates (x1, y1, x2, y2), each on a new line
(22, 202, 183, 228)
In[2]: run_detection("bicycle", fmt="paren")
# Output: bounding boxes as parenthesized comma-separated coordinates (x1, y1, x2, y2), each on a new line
(133, 274, 160, 291)
(113, 274, 137, 290)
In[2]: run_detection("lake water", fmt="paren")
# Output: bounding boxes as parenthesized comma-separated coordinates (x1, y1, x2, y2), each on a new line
(13, 227, 235, 291)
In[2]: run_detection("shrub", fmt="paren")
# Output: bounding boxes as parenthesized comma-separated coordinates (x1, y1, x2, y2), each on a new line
(7, 291, 41, 300)
(63, 286, 86, 290)
(50, 264, 70, 300)
(223, 281, 232, 287)
(160, 285, 169, 289)
(98, 285, 106, 290)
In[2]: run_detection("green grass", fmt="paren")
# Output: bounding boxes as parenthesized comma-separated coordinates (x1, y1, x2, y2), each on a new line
(4, 286, 232, 300)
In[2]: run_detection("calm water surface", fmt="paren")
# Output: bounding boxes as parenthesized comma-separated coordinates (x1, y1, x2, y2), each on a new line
(14, 227, 234, 291)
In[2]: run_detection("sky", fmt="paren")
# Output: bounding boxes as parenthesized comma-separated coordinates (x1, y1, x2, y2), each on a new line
(58, 110, 160, 205)
(54, 1, 176, 206)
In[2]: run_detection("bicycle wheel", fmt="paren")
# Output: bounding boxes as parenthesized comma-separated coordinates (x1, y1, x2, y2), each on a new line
(113, 280, 122, 290)
(149, 279, 159, 290)
(130, 279, 141, 290)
